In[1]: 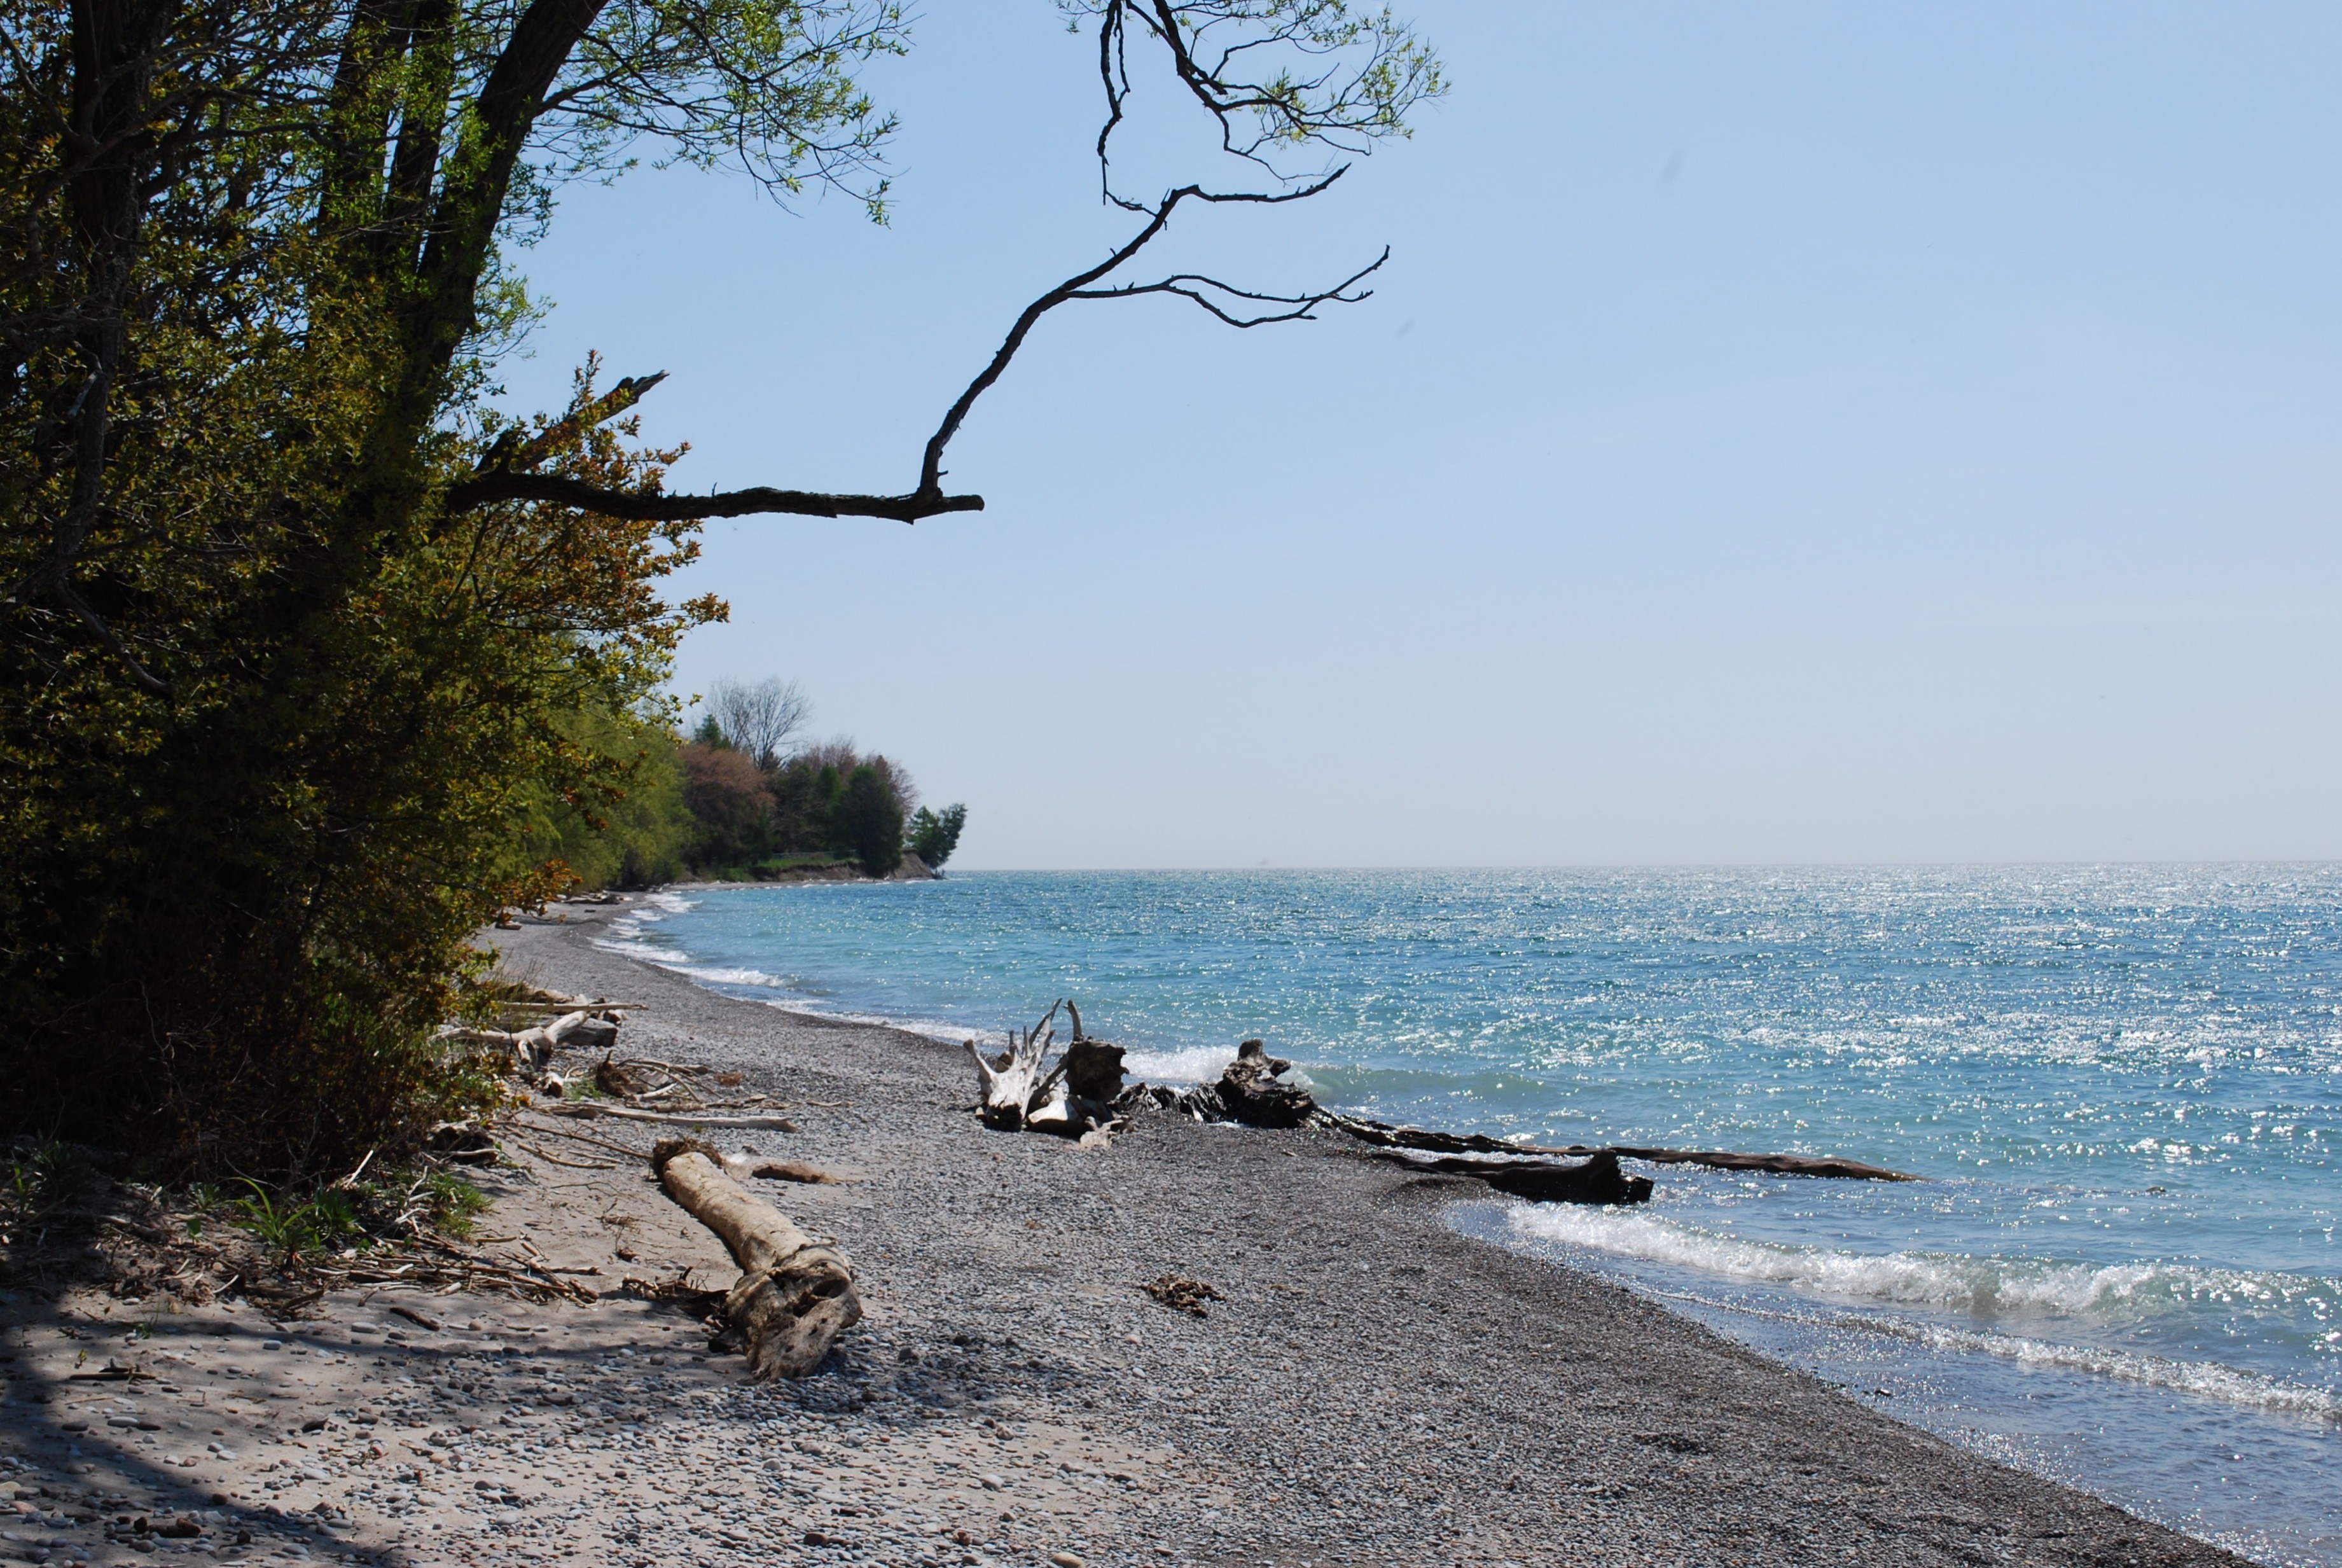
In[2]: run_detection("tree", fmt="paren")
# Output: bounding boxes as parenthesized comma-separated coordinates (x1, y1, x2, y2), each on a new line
(908, 803, 966, 869)
(681, 742, 777, 870)
(707, 677, 813, 770)
(0, 0, 1440, 1171)
(831, 763, 905, 877)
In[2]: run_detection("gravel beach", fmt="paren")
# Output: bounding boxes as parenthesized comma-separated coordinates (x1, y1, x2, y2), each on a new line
(0, 905, 2245, 1568)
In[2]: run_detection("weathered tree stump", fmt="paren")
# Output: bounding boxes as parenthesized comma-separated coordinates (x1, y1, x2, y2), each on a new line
(1217, 1039, 1316, 1128)
(967, 1001, 1130, 1137)
(650, 1137, 860, 1379)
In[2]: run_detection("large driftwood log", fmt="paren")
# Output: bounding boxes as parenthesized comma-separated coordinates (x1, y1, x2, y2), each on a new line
(1375, 1148, 1653, 1205)
(650, 1138, 859, 1379)
(1317, 1112, 1918, 1182)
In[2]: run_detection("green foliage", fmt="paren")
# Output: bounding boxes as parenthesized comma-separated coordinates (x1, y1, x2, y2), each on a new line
(0, 0, 899, 1177)
(908, 803, 967, 868)
(221, 1165, 482, 1256)
(671, 724, 929, 878)
(6, 1140, 93, 1219)
(833, 763, 907, 877)
(681, 741, 779, 868)
(422, 1172, 490, 1239)
(231, 1181, 324, 1258)
(509, 710, 689, 889)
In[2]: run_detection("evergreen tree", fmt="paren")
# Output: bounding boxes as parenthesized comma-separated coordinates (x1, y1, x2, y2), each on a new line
(908, 804, 967, 869)
(832, 764, 906, 877)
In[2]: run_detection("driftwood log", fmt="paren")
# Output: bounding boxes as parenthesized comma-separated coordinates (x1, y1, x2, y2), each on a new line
(443, 1006, 617, 1069)
(1374, 1148, 1653, 1205)
(650, 1138, 859, 1379)
(1317, 1113, 1919, 1182)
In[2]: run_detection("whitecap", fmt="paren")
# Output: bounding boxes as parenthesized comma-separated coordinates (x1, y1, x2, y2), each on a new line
(1123, 1045, 1240, 1084)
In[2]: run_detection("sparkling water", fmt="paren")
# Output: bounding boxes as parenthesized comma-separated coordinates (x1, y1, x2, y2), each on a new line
(602, 866, 2339, 1564)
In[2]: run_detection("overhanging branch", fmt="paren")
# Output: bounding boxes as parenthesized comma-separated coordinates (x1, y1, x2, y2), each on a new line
(445, 176, 1373, 527)
(441, 471, 983, 524)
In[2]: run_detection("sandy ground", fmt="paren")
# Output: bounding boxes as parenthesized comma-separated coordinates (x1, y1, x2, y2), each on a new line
(0, 906, 2247, 1568)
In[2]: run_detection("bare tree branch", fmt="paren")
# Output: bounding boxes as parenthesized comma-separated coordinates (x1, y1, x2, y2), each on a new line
(707, 675, 813, 768)
(915, 174, 1343, 494)
(1068, 246, 1387, 327)
(1076, 0, 1445, 202)
(444, 174, 1371, 527)
(441, 470, 983, 524)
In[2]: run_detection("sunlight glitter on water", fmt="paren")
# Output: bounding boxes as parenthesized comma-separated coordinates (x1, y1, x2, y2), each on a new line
(604, 865, 2341, 1562)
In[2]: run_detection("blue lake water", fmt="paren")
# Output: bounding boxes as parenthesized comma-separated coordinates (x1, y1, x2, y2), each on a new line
(599, 866, 2340, 1564)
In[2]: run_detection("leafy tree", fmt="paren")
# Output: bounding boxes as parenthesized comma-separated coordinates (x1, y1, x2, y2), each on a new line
(681, 742, 777, 871)
(510, 709, 689, 889)
(908, 803, 966, 869)
(832, 763, 905, 877)
(0, 0, 1438, 1172)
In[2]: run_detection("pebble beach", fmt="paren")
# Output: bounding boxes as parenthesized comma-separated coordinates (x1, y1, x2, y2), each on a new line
(0, 906, 2248, 1568)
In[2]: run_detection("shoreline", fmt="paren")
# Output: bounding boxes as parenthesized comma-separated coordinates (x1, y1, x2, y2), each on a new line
(0, 907, 2244, 1567)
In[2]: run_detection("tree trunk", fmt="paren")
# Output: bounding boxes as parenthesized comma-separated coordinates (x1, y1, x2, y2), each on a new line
(650, 1139, 859, 1380)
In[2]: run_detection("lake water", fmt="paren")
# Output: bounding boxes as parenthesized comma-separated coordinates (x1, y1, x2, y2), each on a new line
(599, 866, 2340, 1565)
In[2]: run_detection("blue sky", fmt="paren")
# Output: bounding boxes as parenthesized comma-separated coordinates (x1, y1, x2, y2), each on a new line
(499, 2, 2342, 868)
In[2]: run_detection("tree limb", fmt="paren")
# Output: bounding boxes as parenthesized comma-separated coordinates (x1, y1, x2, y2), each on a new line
(442, 471, 983, 524)
(915, 175, 1345, 495)
(443, 176, 1364, 526)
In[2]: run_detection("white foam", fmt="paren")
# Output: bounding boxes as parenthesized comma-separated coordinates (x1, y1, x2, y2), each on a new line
(1490, 1207, 2342, 1425)
(1499, 1204, 2334, 1322)
(1878, 1319, 2342, 1424)
(667, 964, 784, 989)
(1122, 1046, 1239, 1085)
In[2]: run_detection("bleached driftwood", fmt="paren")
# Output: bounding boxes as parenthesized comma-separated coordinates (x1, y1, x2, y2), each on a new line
(967, 1001, 1133, 1137)
(549, 1104, 800, 1130)
(650, 1139, 859, 1379)
(967, 1001, 1065, 1130)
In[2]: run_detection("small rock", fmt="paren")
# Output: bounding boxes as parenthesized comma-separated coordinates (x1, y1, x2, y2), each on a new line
(1050, 1555, 1085, 1568)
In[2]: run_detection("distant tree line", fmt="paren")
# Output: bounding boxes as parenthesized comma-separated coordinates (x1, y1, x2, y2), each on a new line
(518, 678, 967, 885)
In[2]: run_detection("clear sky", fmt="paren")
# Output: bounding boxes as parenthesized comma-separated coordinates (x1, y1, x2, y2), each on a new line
(497, 2, 2342, 869)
